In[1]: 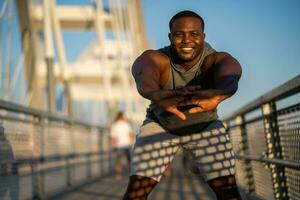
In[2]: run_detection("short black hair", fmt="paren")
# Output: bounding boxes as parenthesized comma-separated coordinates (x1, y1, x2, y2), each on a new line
(169, 10, 205, 31)
(115, 111, 124, 121)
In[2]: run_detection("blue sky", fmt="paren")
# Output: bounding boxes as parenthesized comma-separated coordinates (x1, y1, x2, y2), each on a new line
(141, 0, 300, 117)
(1, 0, 300, 118)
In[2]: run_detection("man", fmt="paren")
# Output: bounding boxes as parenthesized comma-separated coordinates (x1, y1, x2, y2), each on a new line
(123, 10, 242, 200)
(110, 112, 134, 179)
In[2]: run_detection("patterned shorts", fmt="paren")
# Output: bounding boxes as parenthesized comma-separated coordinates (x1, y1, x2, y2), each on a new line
(130, 119, 235, 182)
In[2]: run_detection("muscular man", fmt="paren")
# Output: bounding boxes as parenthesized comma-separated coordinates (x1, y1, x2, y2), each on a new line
(123, 10, 242, 200)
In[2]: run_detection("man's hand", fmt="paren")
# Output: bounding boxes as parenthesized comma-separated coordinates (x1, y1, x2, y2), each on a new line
(111, 137, 117, 148)
(156, 96, 187, 120)
(181, 96, 221, 113)
(177, 88, 227, 114)
(151, 86, 200, 120)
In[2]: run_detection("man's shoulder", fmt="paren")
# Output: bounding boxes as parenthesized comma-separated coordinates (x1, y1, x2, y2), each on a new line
(133, 49, 170, 71)
(203, 51, 236, 65)
(157, 46, 171, 57)
(139, 48, 170, 61)
(202, 51, 241, 75)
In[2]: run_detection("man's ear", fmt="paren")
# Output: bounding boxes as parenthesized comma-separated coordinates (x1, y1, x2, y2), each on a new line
(168, 33, 171, 41)
(203, 32, 206, 39)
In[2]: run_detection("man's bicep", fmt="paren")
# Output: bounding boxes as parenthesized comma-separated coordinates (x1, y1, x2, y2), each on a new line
(214, 52, 241, 77)
(214, 52, 242, 92)
(132, 52, 161, 99)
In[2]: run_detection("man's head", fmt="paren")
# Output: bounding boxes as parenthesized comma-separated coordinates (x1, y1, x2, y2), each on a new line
(115, 111, 125, 121)
(168, 10, 206, 65)
(169, 10, 205, 32)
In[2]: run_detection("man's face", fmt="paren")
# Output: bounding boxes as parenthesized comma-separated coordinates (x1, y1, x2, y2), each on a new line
(169, 17, 205, 63)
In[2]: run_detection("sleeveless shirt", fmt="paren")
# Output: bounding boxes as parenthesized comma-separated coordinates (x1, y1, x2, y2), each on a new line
(146, 42, 219, 136)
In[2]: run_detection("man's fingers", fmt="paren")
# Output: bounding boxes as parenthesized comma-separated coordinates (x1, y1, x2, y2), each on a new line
(177, 101, 190, 106)
(168, 108, 186, 120)
(189, 107, 204, 113)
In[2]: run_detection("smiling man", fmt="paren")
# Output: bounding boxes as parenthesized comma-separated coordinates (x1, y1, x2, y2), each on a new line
(122, 10, 242, 200)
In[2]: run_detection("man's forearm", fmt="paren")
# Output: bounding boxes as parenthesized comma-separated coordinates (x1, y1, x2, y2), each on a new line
(138, 85, 201, 102)
(137, 88, 178, 102)
(191, 74, 240, 100)
(215, 74, 240, 95)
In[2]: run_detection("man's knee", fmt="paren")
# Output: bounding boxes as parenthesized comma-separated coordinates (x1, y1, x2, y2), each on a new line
(207, 175, 241, 200)
(123, 175, 158, 200)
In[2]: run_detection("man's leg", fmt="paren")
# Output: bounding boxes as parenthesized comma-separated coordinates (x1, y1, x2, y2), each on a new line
(207, 175, 241, 200)
(115, 150, 123, 178)
(122, 175, 158, 200)
(123, 118, 180, 199)
(185, 120, 242, 199)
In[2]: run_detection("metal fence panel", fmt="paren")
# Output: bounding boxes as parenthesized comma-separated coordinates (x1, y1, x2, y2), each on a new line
(229, 126, 251, 191)
(278, 104, 300, 200)
(224, 75, 300, 200)
(0, 104, 112, 200)
(245, 119, 275, 199)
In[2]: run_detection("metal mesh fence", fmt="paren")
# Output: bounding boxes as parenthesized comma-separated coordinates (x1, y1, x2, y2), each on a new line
(278, 104, 300, 200)
(0, 108, 112, 200)
(228, 126, 252, 193)
(225, 75, 300, 200)
(227, 108, 300, 200)
(246, 120, 275, 199)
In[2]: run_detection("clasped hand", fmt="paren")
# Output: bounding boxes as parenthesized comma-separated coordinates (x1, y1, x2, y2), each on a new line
(156, 86, 220, 120)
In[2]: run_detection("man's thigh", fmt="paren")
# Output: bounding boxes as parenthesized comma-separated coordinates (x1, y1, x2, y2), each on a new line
(183, 120, 236, 181)
(130, 118, 180, 182)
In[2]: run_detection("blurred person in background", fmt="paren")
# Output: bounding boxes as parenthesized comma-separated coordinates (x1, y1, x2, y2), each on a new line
(110, 111, 134, 179)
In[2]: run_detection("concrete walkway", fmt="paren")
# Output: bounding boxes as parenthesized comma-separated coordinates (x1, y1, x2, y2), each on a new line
(55, 153, 218, 200)
(55, 174, 217, 200)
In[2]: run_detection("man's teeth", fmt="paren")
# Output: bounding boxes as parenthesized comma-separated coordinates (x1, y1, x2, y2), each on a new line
(182, 47, 193, 51)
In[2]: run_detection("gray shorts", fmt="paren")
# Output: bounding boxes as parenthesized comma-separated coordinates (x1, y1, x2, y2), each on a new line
(130, 118, 235, 182)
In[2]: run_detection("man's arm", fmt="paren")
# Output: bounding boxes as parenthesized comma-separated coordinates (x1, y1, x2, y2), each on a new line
(213, 52, 241, 96)
(132, 50, 171, 101)
(180, 52, 242, 113)
(132, 50, 188, 119)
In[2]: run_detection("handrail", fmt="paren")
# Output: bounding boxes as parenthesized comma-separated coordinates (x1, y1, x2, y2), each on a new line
(224, 74, 300, 121)
(0, 99, 105, 130)
(236, 155, 300, 170)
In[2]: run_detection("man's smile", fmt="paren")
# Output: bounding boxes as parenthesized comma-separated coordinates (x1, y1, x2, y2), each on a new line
(180, 47, 194, 53)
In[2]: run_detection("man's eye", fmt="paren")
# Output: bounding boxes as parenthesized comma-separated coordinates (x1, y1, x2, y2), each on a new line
(191, 32, 200, 36)
(174, 33, 183, 38)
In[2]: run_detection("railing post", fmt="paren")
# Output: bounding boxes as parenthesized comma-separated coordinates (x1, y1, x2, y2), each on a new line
(66, 122, 73, 187)
(32, 116, 45, 200)
(87, 127, 92, 179)
(108, 131, 114, 175)
(262, 102, 288, 200)
(99, 128, 104, 176)
(235, 115, 255, 194)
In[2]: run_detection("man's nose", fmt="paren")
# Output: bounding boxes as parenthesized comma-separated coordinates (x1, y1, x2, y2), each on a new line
(182, 34, 191, 43)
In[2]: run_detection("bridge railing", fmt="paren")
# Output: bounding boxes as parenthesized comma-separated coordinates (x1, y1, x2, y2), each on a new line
(0, 100, 113, 200)
(224, 75, 300, 200)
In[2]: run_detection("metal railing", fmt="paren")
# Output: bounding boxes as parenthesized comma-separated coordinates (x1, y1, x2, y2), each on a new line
(224, 75, 300, 200)
(0, 100, 114, 199)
